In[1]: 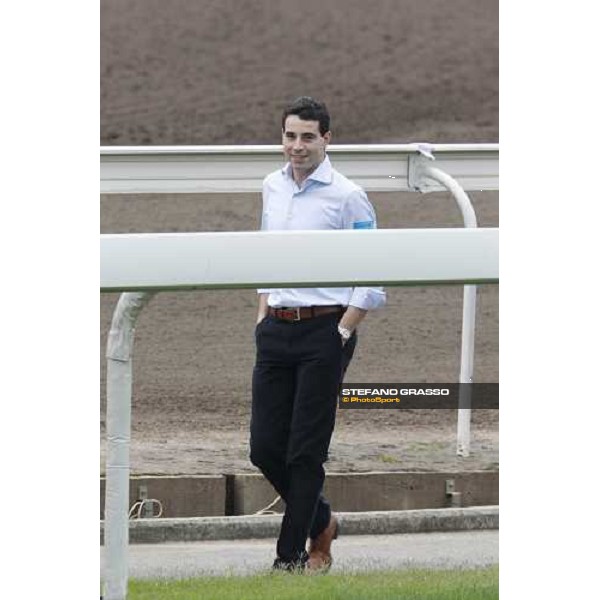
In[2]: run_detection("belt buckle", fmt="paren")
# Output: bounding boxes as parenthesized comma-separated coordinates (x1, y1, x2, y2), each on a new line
(282, 307, 301, 321)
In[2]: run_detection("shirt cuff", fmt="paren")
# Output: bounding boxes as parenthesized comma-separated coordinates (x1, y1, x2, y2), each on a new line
(349, 287, 386, 311)
(257, 289, 271, 295)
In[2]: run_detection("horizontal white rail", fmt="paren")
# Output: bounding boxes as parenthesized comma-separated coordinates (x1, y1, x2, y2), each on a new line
(100, 228, 499, 292)
(100, 144, 499, 194)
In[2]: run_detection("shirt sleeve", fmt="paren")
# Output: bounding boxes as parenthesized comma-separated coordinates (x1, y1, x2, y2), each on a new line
(257, 178, 271, 295)
(341, 188, 387, 311)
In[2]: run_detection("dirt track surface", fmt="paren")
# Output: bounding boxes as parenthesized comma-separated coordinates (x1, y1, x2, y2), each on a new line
(100, 0, 498, 476)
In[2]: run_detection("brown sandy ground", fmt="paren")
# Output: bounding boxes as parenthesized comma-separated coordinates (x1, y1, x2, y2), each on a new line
(101, 0, 498, 146)
(100, 0, 498, 476)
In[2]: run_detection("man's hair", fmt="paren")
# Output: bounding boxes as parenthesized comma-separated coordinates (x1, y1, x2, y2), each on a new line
(281, 96, 330, 136)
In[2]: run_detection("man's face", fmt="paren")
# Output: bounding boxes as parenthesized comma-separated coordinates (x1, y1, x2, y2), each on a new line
(282, 115, 331, 178)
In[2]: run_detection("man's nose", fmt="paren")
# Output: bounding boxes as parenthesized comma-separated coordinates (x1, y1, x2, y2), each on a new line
(293, 137, 304, 151)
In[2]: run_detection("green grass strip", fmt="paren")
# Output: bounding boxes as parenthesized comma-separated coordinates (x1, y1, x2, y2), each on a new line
(128, 566, 499, 600)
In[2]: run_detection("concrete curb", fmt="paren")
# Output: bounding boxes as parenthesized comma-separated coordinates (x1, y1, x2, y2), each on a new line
(101, 506, 498, 544)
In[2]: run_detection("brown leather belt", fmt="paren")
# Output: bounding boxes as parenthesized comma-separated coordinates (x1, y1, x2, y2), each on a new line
(268, 305, 344, 322)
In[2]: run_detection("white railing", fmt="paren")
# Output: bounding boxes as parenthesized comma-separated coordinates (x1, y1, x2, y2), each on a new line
(100, 143, 499, 193)
(101, 228, 498, 292)
(100, 143, 498, 600)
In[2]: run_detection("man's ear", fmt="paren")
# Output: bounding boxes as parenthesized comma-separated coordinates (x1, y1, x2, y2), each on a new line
(323, 131, 332, 144)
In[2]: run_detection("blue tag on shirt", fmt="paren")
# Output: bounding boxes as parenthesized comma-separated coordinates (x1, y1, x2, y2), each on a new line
(353, 220, 374, 229)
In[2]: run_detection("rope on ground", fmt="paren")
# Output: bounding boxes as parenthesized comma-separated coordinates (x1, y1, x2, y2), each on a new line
(128, 499, 163, 519)
(253, 495, 282, 515)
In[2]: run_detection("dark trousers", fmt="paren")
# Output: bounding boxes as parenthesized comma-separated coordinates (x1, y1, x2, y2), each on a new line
(250, 312, 356, 563)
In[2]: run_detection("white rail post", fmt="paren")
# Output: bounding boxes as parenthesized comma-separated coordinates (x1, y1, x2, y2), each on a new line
(408, 145, 478, 457)
(103, 291, 155, 600)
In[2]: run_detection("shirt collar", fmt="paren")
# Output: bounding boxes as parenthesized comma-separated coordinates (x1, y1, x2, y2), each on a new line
(282, 154, 333, 185)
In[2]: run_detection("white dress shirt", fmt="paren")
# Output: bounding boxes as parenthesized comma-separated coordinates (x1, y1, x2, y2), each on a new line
(257, 155, 386, 311)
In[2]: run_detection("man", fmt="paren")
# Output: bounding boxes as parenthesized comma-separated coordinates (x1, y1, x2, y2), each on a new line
(250, 96, 386, 572)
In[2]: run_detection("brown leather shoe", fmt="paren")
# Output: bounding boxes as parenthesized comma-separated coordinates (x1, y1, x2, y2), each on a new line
(307, 515, 339, 573)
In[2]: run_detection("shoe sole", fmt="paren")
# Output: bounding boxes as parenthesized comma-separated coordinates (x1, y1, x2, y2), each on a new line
(306, 558, 333, 575)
